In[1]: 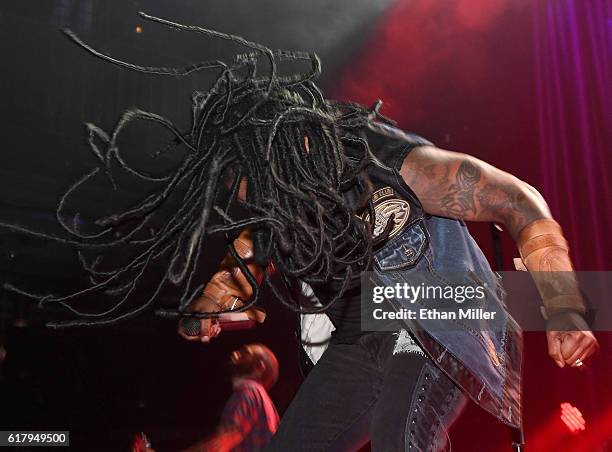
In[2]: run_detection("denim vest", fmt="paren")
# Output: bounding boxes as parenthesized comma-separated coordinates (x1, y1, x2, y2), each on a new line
(299, 122, 522, 428)
(372, 215, 522, 428)
(365, 122, 522, 428)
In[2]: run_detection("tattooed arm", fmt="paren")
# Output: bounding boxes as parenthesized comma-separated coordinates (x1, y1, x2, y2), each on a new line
(400, 145, 598, 369)
(399, 145, 551, 239)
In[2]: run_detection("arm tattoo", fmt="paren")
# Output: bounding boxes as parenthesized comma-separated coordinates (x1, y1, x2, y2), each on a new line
(402, 147, 550, 237)
(439, 160, 481, 218)
(477, 183, 543, 235)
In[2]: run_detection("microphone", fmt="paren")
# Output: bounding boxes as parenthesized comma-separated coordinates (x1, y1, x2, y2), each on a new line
(180, 312, 257, 337)
(180, 317, 202, 337)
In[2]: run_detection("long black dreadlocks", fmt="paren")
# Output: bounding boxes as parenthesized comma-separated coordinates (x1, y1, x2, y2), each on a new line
(2, 12, 395, 327)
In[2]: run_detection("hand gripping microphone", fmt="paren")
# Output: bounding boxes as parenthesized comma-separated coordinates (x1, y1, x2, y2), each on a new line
(179, 230, 269, 337)
(180, 311, 265, 336)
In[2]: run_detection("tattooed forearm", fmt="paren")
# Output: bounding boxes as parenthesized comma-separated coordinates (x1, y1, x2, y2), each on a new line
(439, 160, 481, 218)
(400, 146, 551, 238)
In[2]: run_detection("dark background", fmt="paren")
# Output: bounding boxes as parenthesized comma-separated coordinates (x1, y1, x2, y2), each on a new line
(1, 1, 610, 451)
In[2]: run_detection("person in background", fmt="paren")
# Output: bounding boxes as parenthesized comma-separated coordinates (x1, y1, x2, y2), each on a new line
(183, 344, 279, 452)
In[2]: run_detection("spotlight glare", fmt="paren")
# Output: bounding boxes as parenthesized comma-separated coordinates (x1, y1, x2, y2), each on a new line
(560, 402, 586, 434)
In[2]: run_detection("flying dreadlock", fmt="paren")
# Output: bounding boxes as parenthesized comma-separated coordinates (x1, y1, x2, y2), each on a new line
(1, 12, 395, 328)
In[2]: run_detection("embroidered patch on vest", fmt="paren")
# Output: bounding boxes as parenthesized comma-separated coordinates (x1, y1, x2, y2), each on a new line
(361, 186, 411, 239)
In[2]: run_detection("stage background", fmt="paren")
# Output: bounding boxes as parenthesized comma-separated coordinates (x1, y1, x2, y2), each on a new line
(0, 0, 610, 450)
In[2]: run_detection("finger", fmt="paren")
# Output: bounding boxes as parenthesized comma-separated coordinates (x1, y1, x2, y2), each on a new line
(207, 279, 245, 309)
(201, 317, 212, 334)
(564, 335, 591, 367)
(559, 332, 581, 359)
(578, 341, 598, 365)
(231, 268, 256, 299)
(568, 344, 592, 369)
(547, 331, 565, 368)
(209, 322, 222, 338)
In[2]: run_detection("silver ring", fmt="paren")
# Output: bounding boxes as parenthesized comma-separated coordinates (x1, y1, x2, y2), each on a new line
(230, 296, 240, 310)
(575, 358, 584, 367)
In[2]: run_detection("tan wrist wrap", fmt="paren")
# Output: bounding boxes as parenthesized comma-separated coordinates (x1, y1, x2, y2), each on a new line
(517, 219, 586, 317)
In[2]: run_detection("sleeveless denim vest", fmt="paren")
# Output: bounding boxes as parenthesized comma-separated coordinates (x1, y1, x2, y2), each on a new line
(365, 122, 523, 428)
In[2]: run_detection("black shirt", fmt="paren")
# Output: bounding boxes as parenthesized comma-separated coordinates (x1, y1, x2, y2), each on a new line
(320, 122, 433, 343)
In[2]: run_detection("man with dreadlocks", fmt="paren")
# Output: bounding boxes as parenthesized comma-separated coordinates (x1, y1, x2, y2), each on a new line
(169, 42, 599, 452)
(167, 36, 597, 452)
(3, 13, 597, 452)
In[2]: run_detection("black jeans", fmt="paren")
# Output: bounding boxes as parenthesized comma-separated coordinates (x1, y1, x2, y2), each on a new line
(266, 332, 467, 452)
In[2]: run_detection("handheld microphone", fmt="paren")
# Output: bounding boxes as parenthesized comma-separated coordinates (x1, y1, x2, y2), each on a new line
(180, 312, 257, 337)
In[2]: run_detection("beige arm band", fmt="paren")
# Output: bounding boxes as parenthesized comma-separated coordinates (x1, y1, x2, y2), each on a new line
(517, 219, 587, 319)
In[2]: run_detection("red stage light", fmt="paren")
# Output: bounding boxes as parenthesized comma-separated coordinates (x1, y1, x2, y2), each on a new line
(560, 402, 586, 434)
